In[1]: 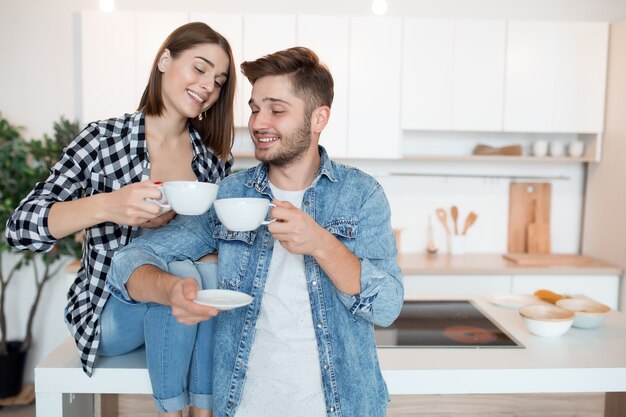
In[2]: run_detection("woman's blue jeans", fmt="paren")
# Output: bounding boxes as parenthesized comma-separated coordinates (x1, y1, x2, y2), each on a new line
(98, 260, 217, 413)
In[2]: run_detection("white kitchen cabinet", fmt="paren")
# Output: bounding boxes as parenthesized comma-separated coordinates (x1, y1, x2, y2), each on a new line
(134, 12, 189, 106)
(242, 14, 296, 124)
(401, 19, 454, 131)
(191, 13, 245, 127)
(81, 11, 136, 123)
(401, 19, 506, 132)
(349, 17, 402, 159)
(451, 20, 506, 131)
(504, 21, 609, 134)
(297, 15, 350, 158)
(511, 275, 620, 309)
(403, 275, 512, 299)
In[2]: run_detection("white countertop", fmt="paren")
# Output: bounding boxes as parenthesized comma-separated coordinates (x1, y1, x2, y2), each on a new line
(379, 296, 626, 395)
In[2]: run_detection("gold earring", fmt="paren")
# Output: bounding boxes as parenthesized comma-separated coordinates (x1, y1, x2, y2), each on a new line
(198, 112, 204, 121)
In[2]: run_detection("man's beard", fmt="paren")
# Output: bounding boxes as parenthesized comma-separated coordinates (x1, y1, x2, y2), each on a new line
(254, 115, 312, 168)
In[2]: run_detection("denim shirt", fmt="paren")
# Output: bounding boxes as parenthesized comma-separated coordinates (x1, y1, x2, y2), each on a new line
(108, 146, 404, 417)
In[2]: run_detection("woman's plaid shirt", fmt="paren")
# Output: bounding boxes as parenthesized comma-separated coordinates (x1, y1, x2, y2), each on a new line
(5, 112, 232, 376)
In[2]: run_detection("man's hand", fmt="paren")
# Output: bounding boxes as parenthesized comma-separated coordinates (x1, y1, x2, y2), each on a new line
(267, 199, 330, 256)
(167, 277, 220, 325)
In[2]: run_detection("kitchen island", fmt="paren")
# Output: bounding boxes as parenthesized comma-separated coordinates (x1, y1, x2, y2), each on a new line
(379, 296, 626, 417)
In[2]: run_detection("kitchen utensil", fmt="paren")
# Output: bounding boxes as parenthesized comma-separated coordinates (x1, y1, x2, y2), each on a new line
(426, 215, 438, 254)
(436, 208, 450, 235)
(501, 253, 594, 266)
(507, 183, 551, 254)
(450, 206, 459, 235)
(461, 211, 477, 235)
(518, 304, 574, 337)
(527, 199, 551, 254)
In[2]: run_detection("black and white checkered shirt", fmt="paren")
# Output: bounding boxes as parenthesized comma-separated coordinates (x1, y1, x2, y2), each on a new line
(5, 112, 232, 376)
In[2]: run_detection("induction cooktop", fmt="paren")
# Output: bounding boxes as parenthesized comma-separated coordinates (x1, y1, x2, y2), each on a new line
(375, 300, 523, 348)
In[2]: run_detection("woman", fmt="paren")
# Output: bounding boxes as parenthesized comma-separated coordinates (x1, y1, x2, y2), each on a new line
(5, 22, 235, 417)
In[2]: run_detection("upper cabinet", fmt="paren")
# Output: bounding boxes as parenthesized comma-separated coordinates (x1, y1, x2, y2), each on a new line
(297, 15, 350, 158)
(349, 17, 403, 159)
(504, 21, 609, 133)
(401, 19, 506, 132)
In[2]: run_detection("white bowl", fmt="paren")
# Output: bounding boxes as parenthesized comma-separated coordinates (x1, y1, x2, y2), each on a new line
(518, 304, 574, 337)
(555, 298, 610, 329)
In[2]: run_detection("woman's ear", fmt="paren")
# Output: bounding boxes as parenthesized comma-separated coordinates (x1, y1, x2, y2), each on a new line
(311, 106, 330, 134)
(157, 49, 171, 73)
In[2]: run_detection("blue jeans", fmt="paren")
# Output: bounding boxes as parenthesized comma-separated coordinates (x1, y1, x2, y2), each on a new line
(99, 260, 217, 413)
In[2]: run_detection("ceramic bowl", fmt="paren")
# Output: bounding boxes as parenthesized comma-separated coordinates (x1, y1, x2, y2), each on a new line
(518, 304, 575, 337)
(555, 298, 611, 329)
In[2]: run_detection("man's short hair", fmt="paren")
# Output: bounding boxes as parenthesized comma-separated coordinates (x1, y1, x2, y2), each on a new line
(241, 47, 334, 114)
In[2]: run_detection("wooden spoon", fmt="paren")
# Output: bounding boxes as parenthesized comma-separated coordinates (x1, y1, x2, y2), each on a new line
(450, 205, 459, 235)
(435, 208, 450, 235)
(461, 211, 478, 235)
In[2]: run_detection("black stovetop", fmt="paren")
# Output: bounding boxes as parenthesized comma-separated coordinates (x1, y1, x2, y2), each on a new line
(375, 300, 522, 348)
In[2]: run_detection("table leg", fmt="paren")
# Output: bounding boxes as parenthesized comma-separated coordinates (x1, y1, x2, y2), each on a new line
(35, 392, 95, 417)
(35, 392, 63, 417)
(605, 392, 626, 417)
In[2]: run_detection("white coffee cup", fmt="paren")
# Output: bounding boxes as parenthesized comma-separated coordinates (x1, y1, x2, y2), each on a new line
(549, 141, 565, 157)
(531, 141, 548, 157)
(568, 141, 585, 158)
(149, 181, 219, 215)
(214, 198, 275, 231)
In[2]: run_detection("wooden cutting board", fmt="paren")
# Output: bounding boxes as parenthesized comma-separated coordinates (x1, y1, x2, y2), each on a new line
(502, 253, 594, 266)
(507, 182, 551, 253)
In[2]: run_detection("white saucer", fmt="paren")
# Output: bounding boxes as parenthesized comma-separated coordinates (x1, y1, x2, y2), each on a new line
(194, 289, 253, 310)
(486, 294, 541, 309)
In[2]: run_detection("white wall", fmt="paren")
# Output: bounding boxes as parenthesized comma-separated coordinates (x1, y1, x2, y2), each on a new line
(2, 0, 625, 383)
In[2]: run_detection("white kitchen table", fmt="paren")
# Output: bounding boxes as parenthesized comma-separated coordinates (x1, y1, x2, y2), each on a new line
(36, 296, 626, 417)
(379, 296, 626, 416)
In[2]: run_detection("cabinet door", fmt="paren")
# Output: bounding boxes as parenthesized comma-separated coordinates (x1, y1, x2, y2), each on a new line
(511, 275, 619, 309)
(452, 20, 506, 131)
(81, 11, 136, 123)
(504, 21, 556, 132)
(504, 21, 609, 133)
(297, 15, 350, 158)
(552, 22, 609, 133)
(401, 19, 454, 130)
(404, 275, 511, 299)
(191, 13, 245, 127)
(349, 17, 402, 158)
(242, 14, 296, 122)
(135, 12, 190, 106)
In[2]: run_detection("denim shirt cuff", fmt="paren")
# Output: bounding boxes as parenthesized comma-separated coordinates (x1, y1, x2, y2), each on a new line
(337, 258, 385, 315)
(106, 249, 168, 304)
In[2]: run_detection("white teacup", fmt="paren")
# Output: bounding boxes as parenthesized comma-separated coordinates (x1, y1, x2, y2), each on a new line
(214, 198, 275, 231)
(549, 141, 565, 157)
(568, 141, 585, 158)
(531, 141, 548, 157)
(149, 181, 219, 215)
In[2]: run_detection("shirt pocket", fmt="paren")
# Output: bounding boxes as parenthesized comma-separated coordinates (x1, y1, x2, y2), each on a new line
(88, 171, 123, 195)
(212, 224, 257, 290)
(324, 218, 358, 251)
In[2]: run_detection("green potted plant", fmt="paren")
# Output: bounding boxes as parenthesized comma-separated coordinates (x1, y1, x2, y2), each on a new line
(0, 113, 82, 398)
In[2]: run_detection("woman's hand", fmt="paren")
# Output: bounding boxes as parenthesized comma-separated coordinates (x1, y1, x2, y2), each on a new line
(100, 181, 166, 226)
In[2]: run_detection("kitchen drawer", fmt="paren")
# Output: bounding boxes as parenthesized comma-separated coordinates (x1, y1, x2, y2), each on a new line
(403, 275, 511, 299)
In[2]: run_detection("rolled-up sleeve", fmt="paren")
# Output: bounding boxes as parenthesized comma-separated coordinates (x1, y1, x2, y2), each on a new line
(335, 184, 404, 327)
(5, 124, 98, 252)
(107, 212, 218, 303)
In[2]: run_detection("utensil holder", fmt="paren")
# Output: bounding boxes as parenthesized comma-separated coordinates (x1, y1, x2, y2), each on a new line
(449, 235, 466, 255)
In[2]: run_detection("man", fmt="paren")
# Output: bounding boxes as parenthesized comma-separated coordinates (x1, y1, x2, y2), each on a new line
(108, 47, 404, 417)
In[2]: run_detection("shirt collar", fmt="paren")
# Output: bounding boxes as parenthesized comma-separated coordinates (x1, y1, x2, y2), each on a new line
(246, 145, 337, 192)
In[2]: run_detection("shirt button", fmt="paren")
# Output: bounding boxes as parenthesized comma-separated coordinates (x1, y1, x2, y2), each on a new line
(311, 281, 317, 286)
(330, 407, 335, 412)
(324, 364, 329, 370)
(304, 201, 310, 206)
(317, 323, 322, 329)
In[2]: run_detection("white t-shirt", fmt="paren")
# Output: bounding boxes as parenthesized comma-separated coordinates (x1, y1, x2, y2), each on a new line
(234, 184, 326, 417)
